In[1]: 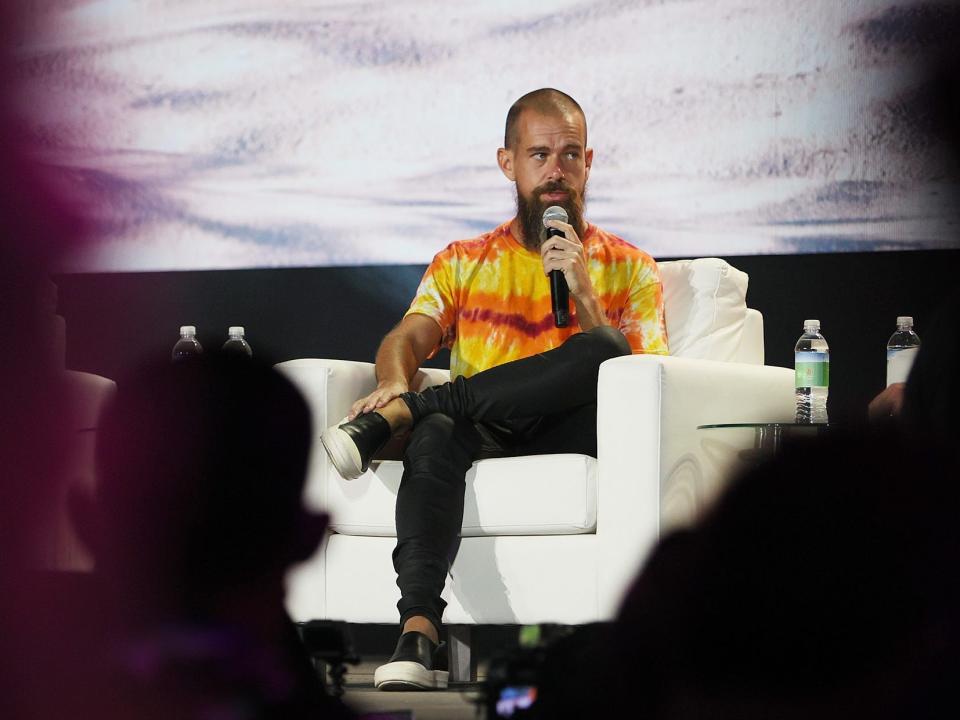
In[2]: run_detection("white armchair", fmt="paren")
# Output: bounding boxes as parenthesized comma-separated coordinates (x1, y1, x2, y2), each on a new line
(32, 279, 117, 572)
(277, 258, 795, 644)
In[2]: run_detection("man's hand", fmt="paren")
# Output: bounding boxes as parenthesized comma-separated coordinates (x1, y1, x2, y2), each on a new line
(541, 218, 592, 298)
(868, 382, 906, 424)
(349, 379, 409, 420)
(541, 219, 608, 330)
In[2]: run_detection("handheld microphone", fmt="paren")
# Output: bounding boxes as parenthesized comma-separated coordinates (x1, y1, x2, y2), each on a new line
(542, 205, 569, 328)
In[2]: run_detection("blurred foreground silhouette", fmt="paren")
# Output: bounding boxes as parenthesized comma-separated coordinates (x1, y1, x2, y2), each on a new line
(66, 356, 355, 719)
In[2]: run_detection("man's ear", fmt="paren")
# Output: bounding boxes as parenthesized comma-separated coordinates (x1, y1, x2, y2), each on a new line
(497, 147, 516, 181)
(584, 147, 594, 181)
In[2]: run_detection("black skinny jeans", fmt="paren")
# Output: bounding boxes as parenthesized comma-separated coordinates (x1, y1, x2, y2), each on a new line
(392, 326, 631, 632)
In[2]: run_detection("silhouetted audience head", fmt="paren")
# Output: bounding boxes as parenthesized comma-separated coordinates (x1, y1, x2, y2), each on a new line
(83, 356, 325, 619)
(901, 289, 960, 462)
(68, 355, 354, 719)
(594, 431, 960, 720)
(0, 5, 102, 717)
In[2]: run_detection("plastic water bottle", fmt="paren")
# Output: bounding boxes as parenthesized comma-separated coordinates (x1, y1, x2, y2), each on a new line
(222, 326, 253, 359)
(172, 325, 203, 362)
(886, 316, 920, 386)
(795, 319, 829, 423)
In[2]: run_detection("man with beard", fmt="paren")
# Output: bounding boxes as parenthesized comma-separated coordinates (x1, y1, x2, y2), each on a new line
(321, 88, 669, 691)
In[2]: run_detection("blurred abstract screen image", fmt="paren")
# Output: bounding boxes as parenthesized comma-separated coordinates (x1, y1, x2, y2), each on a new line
(14, 0, 960, 272)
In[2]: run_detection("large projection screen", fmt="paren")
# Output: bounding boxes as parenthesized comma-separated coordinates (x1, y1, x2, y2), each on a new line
(16, 0, 960, 272)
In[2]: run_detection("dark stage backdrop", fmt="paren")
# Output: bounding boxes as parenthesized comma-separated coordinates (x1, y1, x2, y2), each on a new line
(55, 248, 958, 427)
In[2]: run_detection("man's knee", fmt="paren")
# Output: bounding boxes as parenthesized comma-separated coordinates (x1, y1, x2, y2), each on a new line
(586, 325, 632, 360)
(406, 413, 456, 454)
(404, 413, 478, 476)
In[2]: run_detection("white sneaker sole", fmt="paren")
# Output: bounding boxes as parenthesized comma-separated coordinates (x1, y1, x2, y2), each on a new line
(374, 660, 449, 691)
(320, 425, 364, 480)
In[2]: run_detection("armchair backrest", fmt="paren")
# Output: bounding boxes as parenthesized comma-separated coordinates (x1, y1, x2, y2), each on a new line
(406, 258, 763, 391)
(659, 258, 762, 364)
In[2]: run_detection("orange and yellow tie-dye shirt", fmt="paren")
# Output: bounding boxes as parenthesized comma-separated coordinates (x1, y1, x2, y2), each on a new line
(406, 221, 669, 380)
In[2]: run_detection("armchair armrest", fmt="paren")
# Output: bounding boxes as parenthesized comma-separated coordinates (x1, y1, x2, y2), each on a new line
(275, 359, 377, 513)
(276, 359, 378, 430)
(274, 359, 451, 512)
(35, 371, 117, 571)
(595, 354, 795, 617)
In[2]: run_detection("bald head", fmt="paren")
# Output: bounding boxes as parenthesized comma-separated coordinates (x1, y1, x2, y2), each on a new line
(504, 88, 586, 150)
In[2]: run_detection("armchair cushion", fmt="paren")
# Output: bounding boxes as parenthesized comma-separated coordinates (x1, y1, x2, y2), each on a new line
(659, 258, 749, 361)
(323, 454, 597, 537)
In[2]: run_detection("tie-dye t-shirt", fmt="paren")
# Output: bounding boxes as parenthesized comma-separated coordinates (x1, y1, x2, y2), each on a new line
(406, 221, 669, 380)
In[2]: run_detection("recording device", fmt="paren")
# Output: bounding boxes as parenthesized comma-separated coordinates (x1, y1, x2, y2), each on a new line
(296, 620, 359, 698)
(542, 205, 570, 328)
(484, 645, 545, 718)
(495, 684, 538, 718)
(482, 623, 609, 718)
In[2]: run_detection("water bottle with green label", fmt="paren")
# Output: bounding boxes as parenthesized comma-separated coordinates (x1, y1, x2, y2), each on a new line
(795, 319, 829, 424)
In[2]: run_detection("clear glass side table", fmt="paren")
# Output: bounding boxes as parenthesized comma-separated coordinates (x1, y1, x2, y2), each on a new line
(697, 422, 833, 459)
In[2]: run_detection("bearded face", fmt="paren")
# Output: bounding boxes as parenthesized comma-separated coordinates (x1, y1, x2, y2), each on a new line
(497, 107, 593, 249)
(515, 177, 587, 251)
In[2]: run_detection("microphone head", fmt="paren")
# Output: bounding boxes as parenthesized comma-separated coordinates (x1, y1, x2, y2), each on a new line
(542, 205, 568, 227)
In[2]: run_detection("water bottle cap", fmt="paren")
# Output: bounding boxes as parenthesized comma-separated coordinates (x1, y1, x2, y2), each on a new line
(803, 319, 820, 331)
(228, 326, 245, 338)
(896, 316, 913, 327)
(180, 325, 197, 337)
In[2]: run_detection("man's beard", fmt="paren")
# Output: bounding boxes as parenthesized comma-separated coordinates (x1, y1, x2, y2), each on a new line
(515, 179, 587, 250)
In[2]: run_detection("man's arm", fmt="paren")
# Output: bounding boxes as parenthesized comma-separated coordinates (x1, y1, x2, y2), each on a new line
(571, 292, 608, 332)
(868, 382, 906, 424)
(348, 313, 443, 419)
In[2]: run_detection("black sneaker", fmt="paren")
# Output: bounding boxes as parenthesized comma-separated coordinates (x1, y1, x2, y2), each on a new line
(374, 631, 449, 691)
(320, 412, 392, 480)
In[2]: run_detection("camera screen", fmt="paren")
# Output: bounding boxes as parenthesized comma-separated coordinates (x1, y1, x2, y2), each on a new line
(496, 685, 538, 717)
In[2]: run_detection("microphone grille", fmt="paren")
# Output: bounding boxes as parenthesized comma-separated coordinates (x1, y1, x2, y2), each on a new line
(542, 205, 568, 226)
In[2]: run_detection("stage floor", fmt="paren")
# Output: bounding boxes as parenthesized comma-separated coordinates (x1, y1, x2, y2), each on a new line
(341, 659, 485, 720)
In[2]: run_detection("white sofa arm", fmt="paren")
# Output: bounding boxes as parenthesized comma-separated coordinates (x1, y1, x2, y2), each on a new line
(37, 371, 117, 571)
(595, 354, 795, 618)
(274, 359, 453, 512)
(275, 359, 378, 512)
(276, 359, 378, 428)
